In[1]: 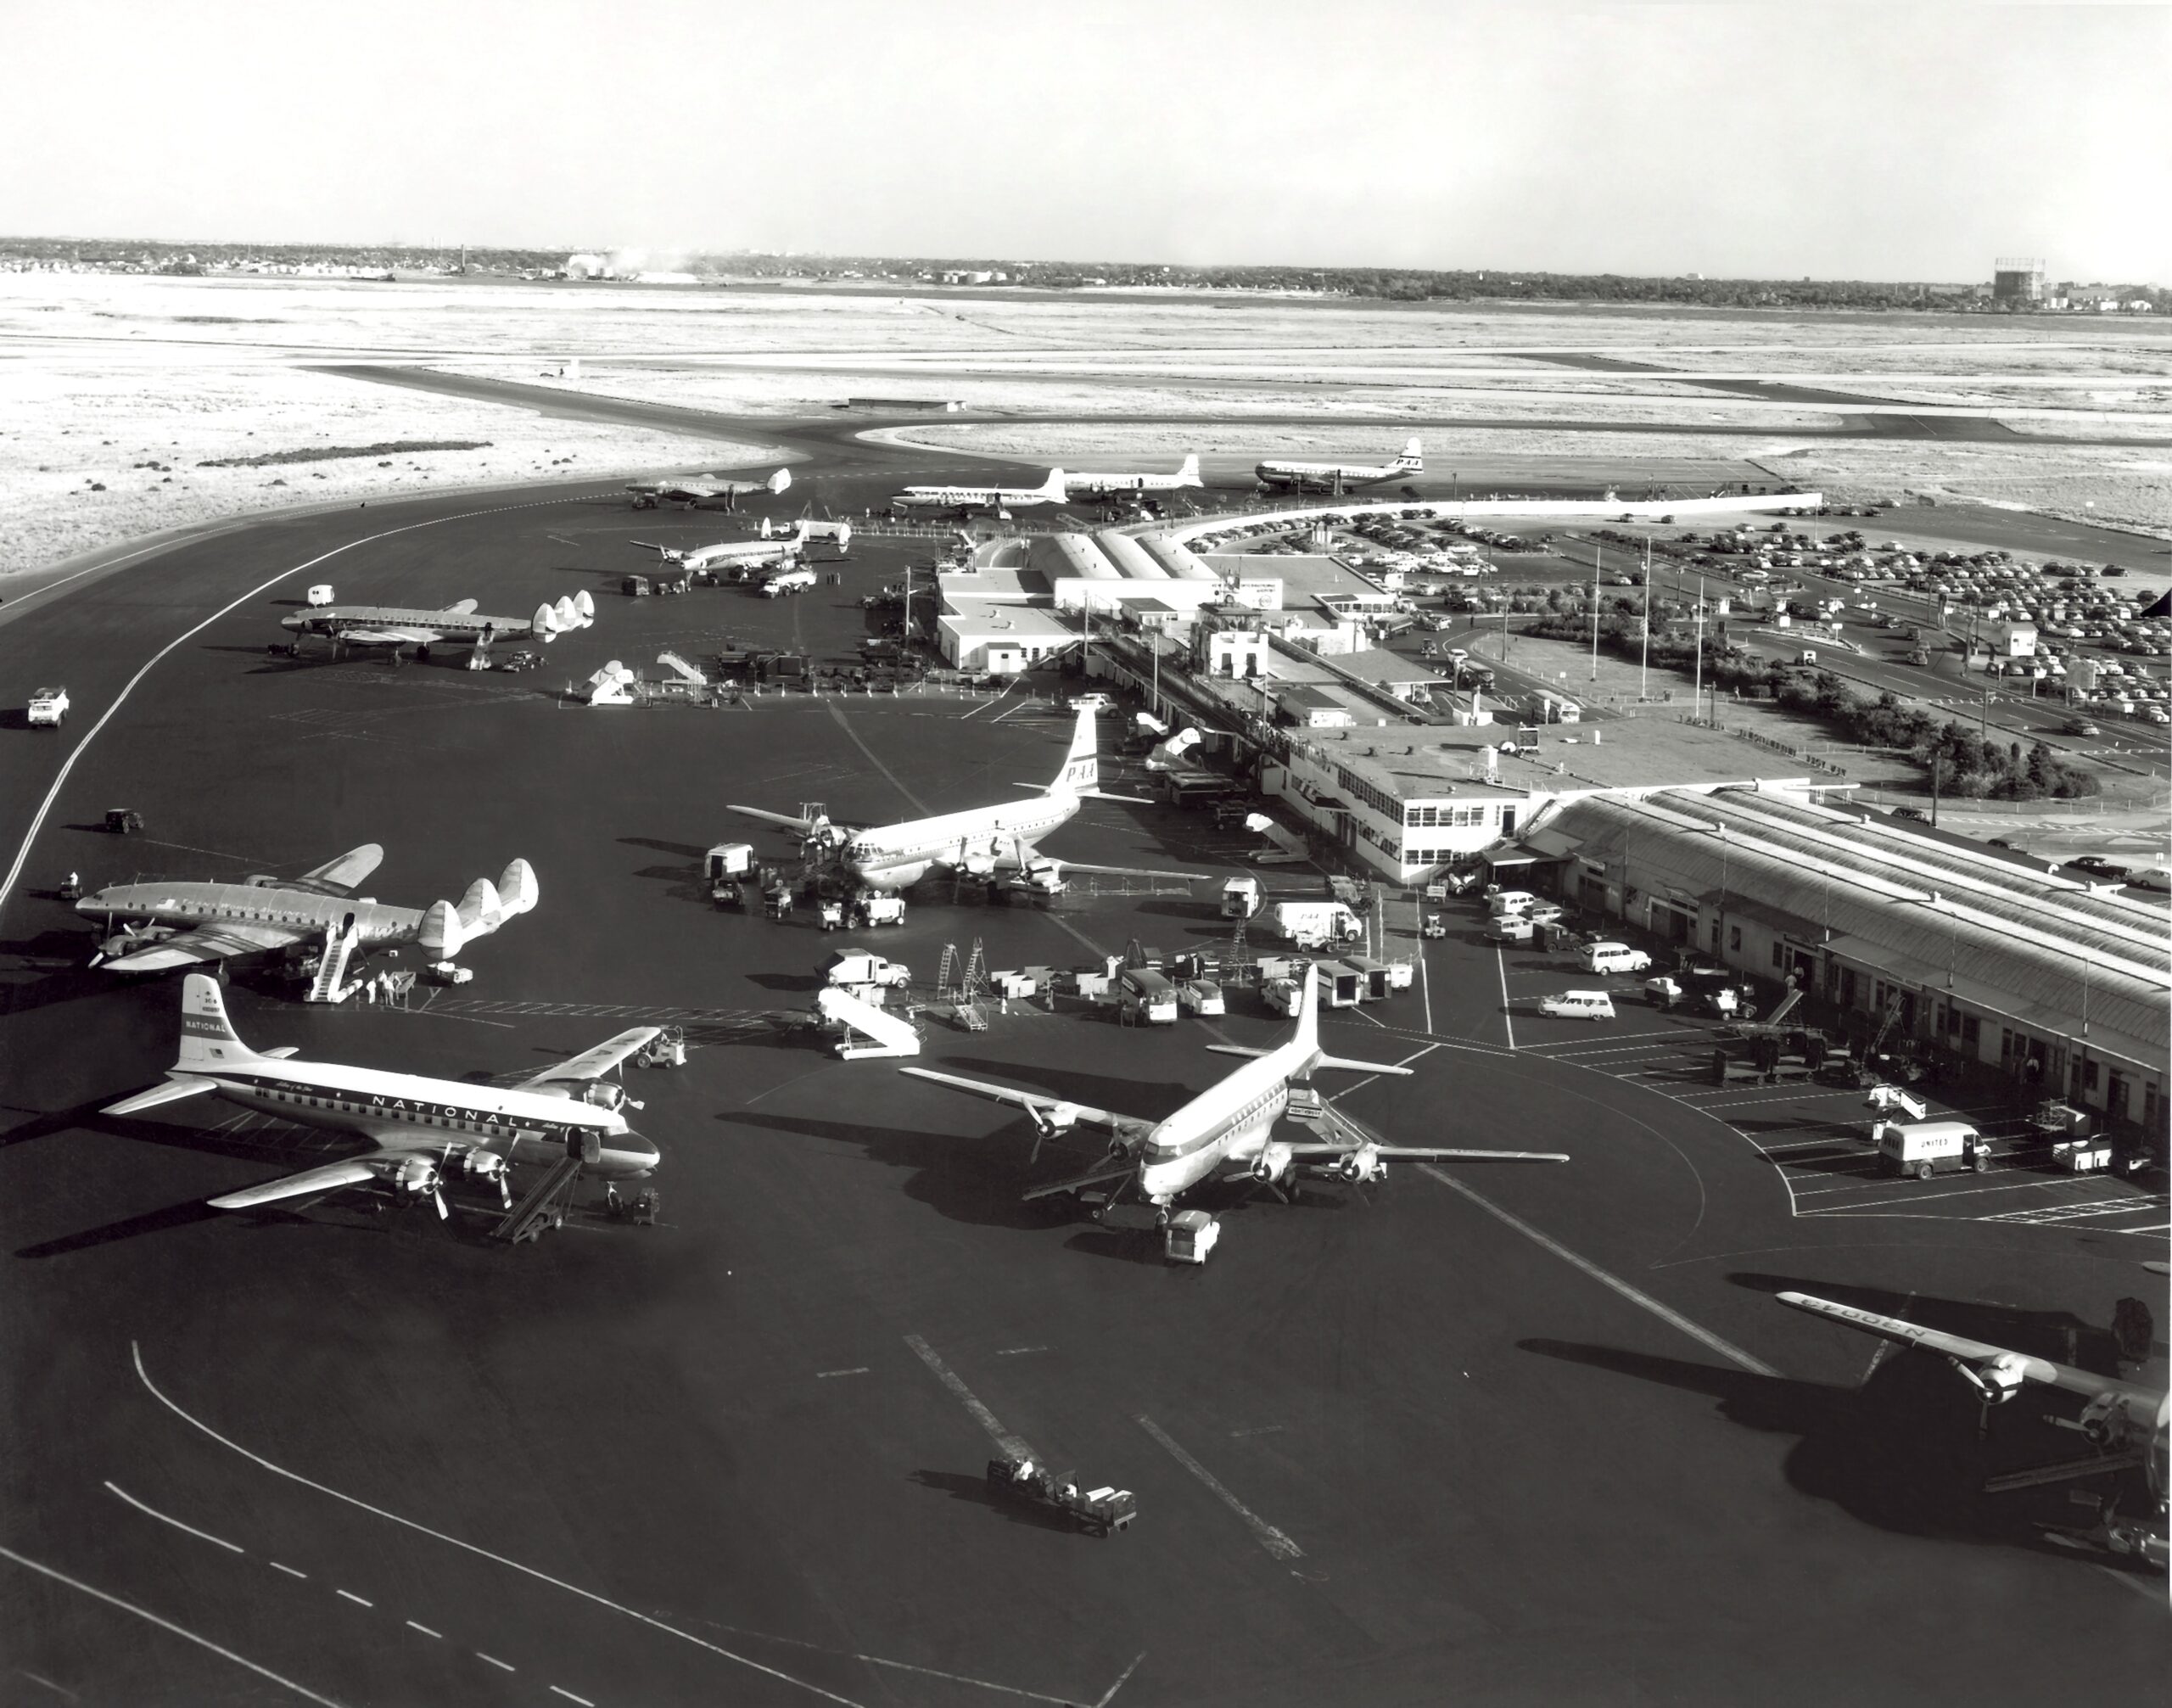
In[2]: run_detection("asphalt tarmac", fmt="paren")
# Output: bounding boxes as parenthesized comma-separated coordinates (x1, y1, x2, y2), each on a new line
(2, 458, 2164, 1705)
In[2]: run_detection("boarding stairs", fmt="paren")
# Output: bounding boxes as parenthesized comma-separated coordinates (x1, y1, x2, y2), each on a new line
(305, 916, 363, 1004)
(490, 1155, 585, 1244)
(814, 986, 921, 1059)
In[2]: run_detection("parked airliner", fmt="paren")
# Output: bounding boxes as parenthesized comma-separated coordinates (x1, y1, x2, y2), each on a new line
(892, 468, 1068, 515)
(632, 517, 829, 576)
(104, 975, 660, 1214)
(1065, 454, 1204, 500)
(625, 467, 792, 509)
(904, 964, 1567, 1220)
(282, 592, 594, 655)
(729, 708, 1193, 894)
(1255, 437, 1423, 494)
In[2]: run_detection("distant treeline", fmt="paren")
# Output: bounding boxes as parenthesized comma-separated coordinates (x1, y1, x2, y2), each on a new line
(4, 235, 2161, 312)
(197, 440, 490, 468)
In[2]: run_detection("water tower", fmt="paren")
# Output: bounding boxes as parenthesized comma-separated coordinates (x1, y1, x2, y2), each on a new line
(1992, 258, 2045, 304)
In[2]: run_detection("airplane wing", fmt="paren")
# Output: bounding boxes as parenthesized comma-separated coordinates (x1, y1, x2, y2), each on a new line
(517, 1028, 660, 1089)
(727, 804, 826, 834)
(294, 843, 383, 897)
(339, 625, 445, 647)
(898, 1067, 1145, 1141)
(1039, 859, 1201, 882)
(100, 920, 308, 971)
(103, 1075, 219, 1117)
(1776, 1291, 2103, 1396)
(1021, 1159, 1137, 1202)
(1283, 1142, 1568, 1162)
(441, 598, 479, 616)
(207, 1156, 388, 1211)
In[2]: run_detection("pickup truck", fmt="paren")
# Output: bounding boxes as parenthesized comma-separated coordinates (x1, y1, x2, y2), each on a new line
(26, 686, 69, 727)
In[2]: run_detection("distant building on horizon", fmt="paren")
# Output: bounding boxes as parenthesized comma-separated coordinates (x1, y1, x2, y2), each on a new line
(1992, 256, 2046, 304)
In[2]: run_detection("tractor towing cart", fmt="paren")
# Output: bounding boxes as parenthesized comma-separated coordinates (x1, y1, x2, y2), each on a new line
(985, 1454, 1136, 1537)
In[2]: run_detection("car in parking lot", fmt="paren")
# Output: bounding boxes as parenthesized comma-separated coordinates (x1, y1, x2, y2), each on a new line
(1889, 806, 1931, 824)
(2065, 718, 2101, 736)
(2063, 855, 2130, 882)
(1539, 990, 1616, 1022)
(2130, 868, 2171, 893)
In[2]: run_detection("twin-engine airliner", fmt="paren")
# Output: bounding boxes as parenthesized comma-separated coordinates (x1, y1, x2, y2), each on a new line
(104, 974, 660, 1215)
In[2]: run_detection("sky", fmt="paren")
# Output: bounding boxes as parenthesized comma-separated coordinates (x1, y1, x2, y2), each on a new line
(1, 0, 2166, 281)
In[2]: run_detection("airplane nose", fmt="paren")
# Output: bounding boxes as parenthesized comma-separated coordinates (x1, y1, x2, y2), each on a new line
(619, 1132, 661, 1174)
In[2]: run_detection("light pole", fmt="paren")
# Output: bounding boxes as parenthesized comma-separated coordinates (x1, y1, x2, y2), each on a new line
(1590, 542, 1603, 683)
(1640, 533, 1653, 701)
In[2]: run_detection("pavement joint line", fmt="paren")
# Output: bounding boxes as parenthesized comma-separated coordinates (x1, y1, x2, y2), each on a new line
(1133, 1413, 1302, 1562)
(904, 1335, 1033, 1459)
(103, 1481, 245, 1554)
(129, 1342, 870, 1708)
(1418, 1164, 1780, 1377)
(404, 1621, 441, 1639)
(334, 1589, 372, 1608)
(0, 1544, 350, 1708)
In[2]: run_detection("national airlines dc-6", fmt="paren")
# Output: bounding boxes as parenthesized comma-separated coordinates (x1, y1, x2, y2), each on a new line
(105, 975, 660, 1215)
(1255, 437, 1423, 494)
(904, 964, 1566, 1224)
(730, 708, 1195, 896)
(892, 468, 1069, 516)
(1065, 454, 1204, 501)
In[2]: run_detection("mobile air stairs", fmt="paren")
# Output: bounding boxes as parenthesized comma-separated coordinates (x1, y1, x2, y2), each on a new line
(490, 1135, 596, 1244)
(305, 916, 363, 1004)
(814, 985, 921, 1059)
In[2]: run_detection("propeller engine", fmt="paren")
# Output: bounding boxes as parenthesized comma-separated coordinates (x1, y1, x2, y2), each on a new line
(1950, 1351, 2030, 1407)
(391, 1152, 450, 1218)
(1028, 1101, 1081, 1136)
(459, 1149, 512, 1207)
(1250, 1141, 1295, 1184)
(1336, 1145, 1387, 1184)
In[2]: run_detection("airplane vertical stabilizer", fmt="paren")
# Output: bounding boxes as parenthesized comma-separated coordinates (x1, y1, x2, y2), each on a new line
(1291, 963, 1320, 1062)
(420, 900, 466, 960)
(176, 973, 262, 1070)
(1397, 437, 1423, 470)
(1178, 453, 1202, 485)
(1039, 468, 1068, 501)
(1052, 708, 1099, 794)
(533, 602, 558, 640)
(496, 860, 538, 916)
(766, 468, 792, 495)
(456, 877, 503, 932)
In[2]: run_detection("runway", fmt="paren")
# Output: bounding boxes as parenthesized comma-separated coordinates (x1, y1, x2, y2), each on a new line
(2, 446, 2163, 1704)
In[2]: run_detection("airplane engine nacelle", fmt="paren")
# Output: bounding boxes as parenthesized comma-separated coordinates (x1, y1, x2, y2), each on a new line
(1251, 1141, 1295, 1184)
(1953, 1352, 2030, 1406)
(393, 1156, 441, 1201)
(419, 900, 465, 960)
(460, 1151, 509, 1186)
(1035, 1102, 1080, 1134)
(579, 1081, 626, 1112)
(1336, 1146, 1386, 1184)
(496, 859, 538, 916)
(2074, 1393, 2130, 1448)
(533, 602, 559, 641)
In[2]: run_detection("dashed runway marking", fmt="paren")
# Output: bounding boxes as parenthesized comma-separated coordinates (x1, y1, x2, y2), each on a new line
(816, 1367, 869, 1379)
(334, 1589, 372, 1608)
(476, 1652, 516, 1672)
(1134, 1413, 1302, 1563)
(904, 1335, 1033, 1460)
(404, 1621, 440, 1639)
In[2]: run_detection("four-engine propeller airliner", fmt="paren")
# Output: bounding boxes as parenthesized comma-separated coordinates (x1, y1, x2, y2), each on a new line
(1255, 436, 1423, 494)
(730, 708, 1196, 895)
(904, 964, 1568, 1219)
(1065, 454, 1205, 501)
(631, 517, 826, 575)
(104, 975, 659, 1215)
(282, 592, 595, 655)
(891, 468, 1069, 515)
(77, 844, 536, 972)
(1778, 1289, 2169, 1569)
(625, 466, 792, 509)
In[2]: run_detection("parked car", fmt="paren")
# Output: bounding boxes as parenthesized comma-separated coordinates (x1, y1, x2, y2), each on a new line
(2063, 856, 2130, 882)
(1539, 990, 1616, 1022)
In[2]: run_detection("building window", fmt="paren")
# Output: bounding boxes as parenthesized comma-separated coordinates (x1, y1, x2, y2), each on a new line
(1960, 1016, 1979, 1047)
(1728, 926, 1742, 953)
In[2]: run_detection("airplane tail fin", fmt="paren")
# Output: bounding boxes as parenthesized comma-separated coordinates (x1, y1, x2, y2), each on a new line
(1292, 964, 1320, 1057)
(1177, 452, 1202, 487)
(573, 589, 595, 624)
(175, 973, 262, 1071)
(533, 602, 558, 641)
(419, 900, 466, 961)
(1050, 706, 1099, 794)
(766, 468, 792, 495)
(1041, 468, 1068, 501)
(551, 594, 580, 631)
(456, 877, 503, 934)
(1396, 436, 1423, 471)
(495, 859, 538, 917)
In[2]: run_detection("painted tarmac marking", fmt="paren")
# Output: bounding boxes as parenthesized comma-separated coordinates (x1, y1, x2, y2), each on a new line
(826, 701, 930, 814)
(652, 1609, 1090, 1705)
(1419, 1165, 1779, 1378)
(816, 1367, 869, 1379)
(995, 1346, 1047, 1357)
(1092, 1652, 1149, 1708)
(104, 1481, 245, 1554)
(13, 1670, 78, 1700)
(904, 1335, 1033, 1459)
(130, 1344, 867, 1708)
(405, 1620, 441, 1639)
(1229, 1425, 1285, 1439)
(269, 1560, 308, 1579)
(476, 1652, 516, 1672)
(1133, 1413, 1302, 1562)
(0, 496, 579, 916)
(549, 1688, 596, 1706)
(334, 1589, 372, 1608)
(1494, 947, 1515, 1050)
(0, 1545, 349, 1708)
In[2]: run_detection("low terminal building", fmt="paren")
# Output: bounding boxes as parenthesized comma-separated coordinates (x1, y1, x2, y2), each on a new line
(1529, 787, 2168, 1132)
(936, 599, 1083, 674)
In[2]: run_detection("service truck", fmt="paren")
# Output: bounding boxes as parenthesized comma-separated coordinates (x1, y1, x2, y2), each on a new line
(1266, 899, 1362, 950)
(822, 950, 910, 991)
(1117, 966, 1178, 1025)
(26, 686, 68, 728)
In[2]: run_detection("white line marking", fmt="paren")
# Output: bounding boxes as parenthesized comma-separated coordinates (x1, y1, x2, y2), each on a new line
(1093, 1653, 1149, 1708)
(549, 1688, 595, 1706)
(0, 1545, 349, 1707)
(994, 1346, 1047, 1357)
(475, 1652, 515, 1672)
(269, 1560, 308, 1580)
(815, 1367, 869, 1379)
(904, 1335, 1033, 1459)
(1494, 947, 1515, 1049)
(404, 1621, 440, 1639)
(334, 1589, 372, 1608)
(1418, 1165, 1778, 1377)
(0, 494, 579, 916)
(104, 1481, 244, 1554)
(1416, 927, 1434, 1033)
(129, 1344, 865, 1707)
(1133, 1413, 1302, 1561)
(12, 1670, 78, 1701)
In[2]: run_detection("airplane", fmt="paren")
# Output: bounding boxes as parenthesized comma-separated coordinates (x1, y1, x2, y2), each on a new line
(104, 974, 659, 1215)
(625, 467, 792, 510)
(1777, 1289, 2168, 1569)
(76, 844, 535, 973)
(903, 963, 1566, 1219)
(728, 708, 1194, 896)
(1255, 437, 1423, 495)
(891, 468, 1069, 516)
(1064, 454, 1204, 501)
(631, 517, 823, 578)
(282, 592, 595, 658)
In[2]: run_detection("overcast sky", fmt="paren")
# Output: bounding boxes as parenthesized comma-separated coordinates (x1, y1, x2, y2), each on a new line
(2, 1, 2164, 281)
